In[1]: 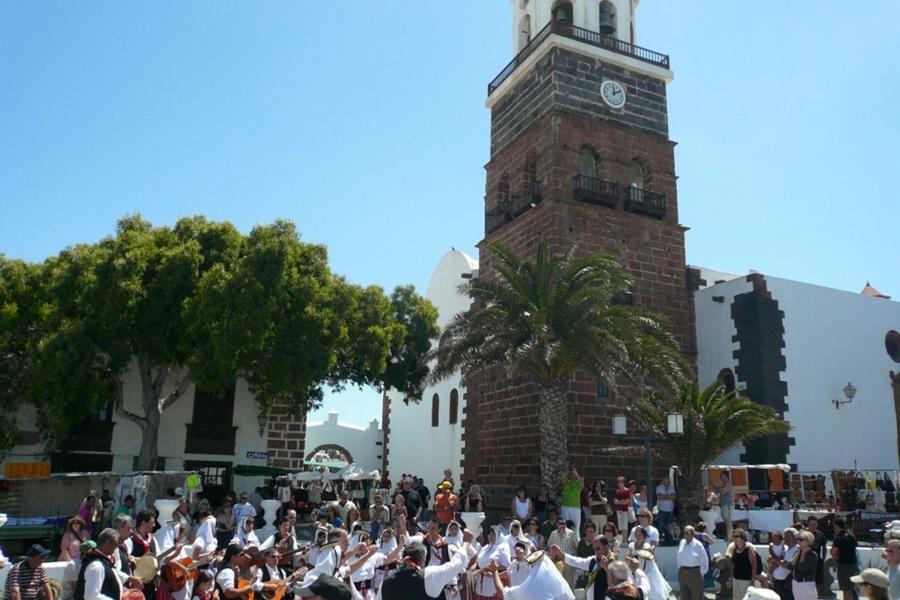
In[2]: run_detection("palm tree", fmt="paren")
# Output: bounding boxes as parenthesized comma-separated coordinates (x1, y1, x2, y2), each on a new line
(625, 382, 791, 524)
(430, 237, 685, 491)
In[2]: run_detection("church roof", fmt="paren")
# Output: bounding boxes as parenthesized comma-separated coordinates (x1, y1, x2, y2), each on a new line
(860, 282, 891, 299)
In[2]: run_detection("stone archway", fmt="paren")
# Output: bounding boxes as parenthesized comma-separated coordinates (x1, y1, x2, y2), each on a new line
(305, 444, 354, 466)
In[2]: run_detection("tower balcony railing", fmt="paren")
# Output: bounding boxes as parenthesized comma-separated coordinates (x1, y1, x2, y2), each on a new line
(623, 186, 667, 219)
(573, 175, 619, 208)
(485, 181, 544, 235)
(509, 180, 543, 217)
(488, 21, 671, 95)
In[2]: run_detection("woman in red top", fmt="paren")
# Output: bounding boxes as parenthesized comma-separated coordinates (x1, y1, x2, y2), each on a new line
(614, 476, 632, 543)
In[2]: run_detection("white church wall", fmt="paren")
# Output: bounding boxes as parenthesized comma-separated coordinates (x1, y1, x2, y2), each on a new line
(386, 250, 476, 492)
(696, 273, 900, 473)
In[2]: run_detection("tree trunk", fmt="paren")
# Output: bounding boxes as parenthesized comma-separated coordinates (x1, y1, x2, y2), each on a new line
(538, 380, 570, 493)
(678, 469, 704, 526)
(117, 357, 188, 471)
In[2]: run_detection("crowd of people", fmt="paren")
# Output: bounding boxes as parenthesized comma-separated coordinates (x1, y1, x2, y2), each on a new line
(2, 469, 899, 600)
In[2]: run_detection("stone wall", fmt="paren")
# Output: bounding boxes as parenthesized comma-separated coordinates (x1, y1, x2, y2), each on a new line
(265, 400, 307, 470)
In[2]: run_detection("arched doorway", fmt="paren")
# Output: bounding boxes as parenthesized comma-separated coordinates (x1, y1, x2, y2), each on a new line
(305, 444, 354, 466)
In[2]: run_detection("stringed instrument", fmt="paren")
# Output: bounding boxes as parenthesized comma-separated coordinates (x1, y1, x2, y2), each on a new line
(261, 567, 308, 600)
(162, 552, 223, 591)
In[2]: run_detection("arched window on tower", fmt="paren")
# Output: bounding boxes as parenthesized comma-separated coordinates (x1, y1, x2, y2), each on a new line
(552, 1, 573, 25)
(449, 389, 459, 425)
(578, 147, 597, 177)
(519, 15, 532, 51)
(628, 161, 645, 190)
(431, 393, 440, 427)
(598, 1, 617, 36)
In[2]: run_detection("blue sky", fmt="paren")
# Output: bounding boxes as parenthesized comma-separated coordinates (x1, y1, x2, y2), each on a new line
(2, 3, 898, 425)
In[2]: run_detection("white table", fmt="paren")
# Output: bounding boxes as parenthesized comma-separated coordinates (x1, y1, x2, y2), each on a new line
(699, 508, 794, 534)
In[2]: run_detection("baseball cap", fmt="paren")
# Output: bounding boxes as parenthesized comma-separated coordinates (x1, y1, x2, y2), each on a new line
(25, 544, 51, 557)
(440, 481, 452, 489)
(850, 568, 888, 589)
(295, 575, 351, 600)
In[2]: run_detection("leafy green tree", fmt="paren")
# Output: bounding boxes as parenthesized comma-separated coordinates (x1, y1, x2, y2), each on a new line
(0, 256, 44, 451)
(3, 216, 438, 468)
(624, 382, 790, 523)
(430, 238, 684, 491)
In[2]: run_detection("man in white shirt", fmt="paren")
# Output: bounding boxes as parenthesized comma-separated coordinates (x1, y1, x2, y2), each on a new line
(676, 526, 709, 600)
(654, 478, 676, 538)
(77, 529, 143, 600)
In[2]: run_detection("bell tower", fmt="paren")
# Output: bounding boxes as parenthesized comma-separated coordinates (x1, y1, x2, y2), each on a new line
(461, 0, 695, 501)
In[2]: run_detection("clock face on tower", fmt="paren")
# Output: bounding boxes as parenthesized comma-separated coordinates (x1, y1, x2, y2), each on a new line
(601, 80, 626, 109)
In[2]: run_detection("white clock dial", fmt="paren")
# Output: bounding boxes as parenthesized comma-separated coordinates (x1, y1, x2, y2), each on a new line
(601, 80, 626, 109)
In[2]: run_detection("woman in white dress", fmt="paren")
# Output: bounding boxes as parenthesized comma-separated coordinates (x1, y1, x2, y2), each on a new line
(627, 527, 671, 600)
(373, 527, 398, 594)
(472, 527, 511, 600)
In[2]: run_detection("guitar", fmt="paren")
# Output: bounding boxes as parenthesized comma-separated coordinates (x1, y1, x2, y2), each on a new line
(261, 567, 308, 600)
(162, 552, 223, 591)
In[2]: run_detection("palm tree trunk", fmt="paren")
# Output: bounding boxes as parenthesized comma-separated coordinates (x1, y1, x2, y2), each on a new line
(678, 469, 704, 525)
(538, 379, 569, 492)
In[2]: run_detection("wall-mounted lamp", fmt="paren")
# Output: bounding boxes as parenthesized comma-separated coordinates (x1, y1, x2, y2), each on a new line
(832, 382, 857, 409)
(257, 410, 269, 436)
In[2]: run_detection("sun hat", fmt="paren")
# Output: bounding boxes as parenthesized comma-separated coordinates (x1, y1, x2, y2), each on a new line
(850, 568, 888, 588)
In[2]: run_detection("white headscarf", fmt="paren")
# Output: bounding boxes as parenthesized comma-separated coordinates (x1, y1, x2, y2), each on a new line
(195, 515, 217, 553)
(477, 529, 510, 569)
(444, 521, 463, 547)
(232, 516, 260, 549)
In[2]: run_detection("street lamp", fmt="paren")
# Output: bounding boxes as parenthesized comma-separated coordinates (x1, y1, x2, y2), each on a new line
(613, 413, 683, 509)
(257, 410, 269, 436)
(832, 381, 857, 409)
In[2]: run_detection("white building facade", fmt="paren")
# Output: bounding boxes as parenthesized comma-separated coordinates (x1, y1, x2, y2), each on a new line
(694, 270, 900, 473)
(303, 410, 383, 474)
(384, 250, 478, 491)
(2, 368, 307, 503)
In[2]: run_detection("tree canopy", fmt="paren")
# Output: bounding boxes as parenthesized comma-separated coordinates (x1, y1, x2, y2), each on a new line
(0, 215, 438, 467)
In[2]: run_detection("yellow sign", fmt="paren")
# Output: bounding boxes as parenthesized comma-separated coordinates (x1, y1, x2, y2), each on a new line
(4, 462, 51, 479)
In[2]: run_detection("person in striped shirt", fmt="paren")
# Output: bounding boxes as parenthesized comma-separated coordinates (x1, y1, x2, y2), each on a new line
(6, 544, 54, 600)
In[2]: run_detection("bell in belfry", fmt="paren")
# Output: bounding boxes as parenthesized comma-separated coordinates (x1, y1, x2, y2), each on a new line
(555, 7, 570, 23)
(598, 7, 616, 35)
